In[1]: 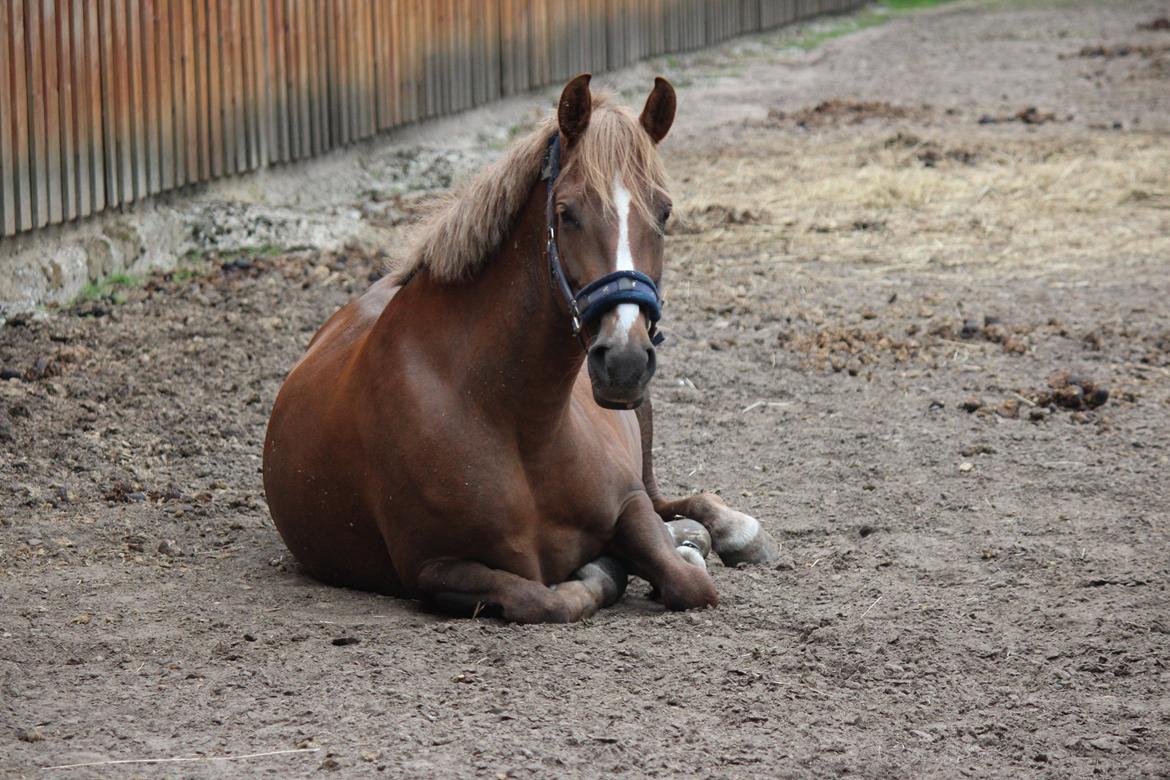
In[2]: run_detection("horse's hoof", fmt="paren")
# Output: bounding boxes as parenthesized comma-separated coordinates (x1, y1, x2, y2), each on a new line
(666, 518, 711, 558)
(572, 556, 629, 607)
(676, 544, 707, 570)
(712, 511, 782, 567)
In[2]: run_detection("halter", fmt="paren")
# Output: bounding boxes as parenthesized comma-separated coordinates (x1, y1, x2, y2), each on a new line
(543, 134, 665, 350)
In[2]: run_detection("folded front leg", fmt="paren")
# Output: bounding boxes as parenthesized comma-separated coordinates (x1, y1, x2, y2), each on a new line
(415, 556, 628, 624)
(654, 493, 780, 567)
(609, 493, 718, 611)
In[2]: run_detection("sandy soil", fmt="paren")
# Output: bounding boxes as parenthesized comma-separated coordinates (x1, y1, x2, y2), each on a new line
(3, 0, 1169, 776)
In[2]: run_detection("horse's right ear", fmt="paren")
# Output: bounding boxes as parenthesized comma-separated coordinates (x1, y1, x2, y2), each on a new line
(640, 77, 676, 144)
(558, 74, 593, 147)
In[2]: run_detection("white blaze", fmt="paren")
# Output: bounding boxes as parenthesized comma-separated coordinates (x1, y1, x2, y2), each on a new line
(612, 175, 640, 346)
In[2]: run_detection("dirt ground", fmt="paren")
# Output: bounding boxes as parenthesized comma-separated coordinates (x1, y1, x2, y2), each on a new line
(3, 0, 1170, 776)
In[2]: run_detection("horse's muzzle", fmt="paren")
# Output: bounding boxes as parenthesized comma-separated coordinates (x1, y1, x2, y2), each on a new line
(587, 340, 656, 410)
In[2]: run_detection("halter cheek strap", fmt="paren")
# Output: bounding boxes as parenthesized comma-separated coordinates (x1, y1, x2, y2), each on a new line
(543, 134, 665, 349)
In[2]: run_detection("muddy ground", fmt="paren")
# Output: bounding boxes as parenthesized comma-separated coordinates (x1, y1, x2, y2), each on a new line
(3, 0, 1170, 777)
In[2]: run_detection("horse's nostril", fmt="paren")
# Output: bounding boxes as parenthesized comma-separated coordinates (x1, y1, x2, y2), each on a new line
(587, 345, 610, 380)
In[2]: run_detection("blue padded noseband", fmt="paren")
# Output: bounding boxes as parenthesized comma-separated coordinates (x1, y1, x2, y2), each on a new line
(543, 134, 664, 349)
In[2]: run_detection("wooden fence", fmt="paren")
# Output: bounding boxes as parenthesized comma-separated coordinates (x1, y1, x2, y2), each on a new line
(0, 0, 865, 238)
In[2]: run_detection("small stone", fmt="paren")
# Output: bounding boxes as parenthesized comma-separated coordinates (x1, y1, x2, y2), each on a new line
(773, 554, 797, 571)
(1085, 386, 1109, 408)
(361, 751, 381, 762)
(1088, 735, 1121, 752)
(996, 399, 1019, 419)
(127, 491, 147, 503)
(332, 637, 360, 647)
(1003, 337, 1027, 354)
(960, 398, 982, 413)
(959, 462, 975, 473)
(16, 726, 45, 743)
(157, 539, 181, 557)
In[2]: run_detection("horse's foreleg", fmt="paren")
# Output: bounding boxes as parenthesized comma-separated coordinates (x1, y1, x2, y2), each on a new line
(654, 493, 780, 567)
(415, 556, 627, 624)
(636, 396, 780, 567)
(610, 494, 718, 611)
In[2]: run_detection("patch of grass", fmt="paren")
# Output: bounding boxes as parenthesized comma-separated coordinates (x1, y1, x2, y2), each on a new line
(226, 243, 284, 261)
(792, 11, 889, 50)
(791, 0, 958, 50)
(884, 0, 955, 8)
(77, 272, 142, 304)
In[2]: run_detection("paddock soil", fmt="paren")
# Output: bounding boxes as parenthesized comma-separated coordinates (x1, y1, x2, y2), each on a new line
(3, 0, 1169, 777)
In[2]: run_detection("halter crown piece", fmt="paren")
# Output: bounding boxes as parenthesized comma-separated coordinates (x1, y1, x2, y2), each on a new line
(543, 134, 665, 349)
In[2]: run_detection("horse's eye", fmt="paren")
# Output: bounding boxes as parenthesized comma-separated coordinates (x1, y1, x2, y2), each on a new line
(559, 207, 581, 228)
(658, 204, 672, 228)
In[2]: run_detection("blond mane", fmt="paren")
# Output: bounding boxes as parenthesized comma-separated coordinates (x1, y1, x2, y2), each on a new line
(392, 92, 667, 285)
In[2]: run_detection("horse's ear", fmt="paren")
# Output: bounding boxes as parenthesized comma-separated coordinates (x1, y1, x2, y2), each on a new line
(639, 77, 676, 144)
(558, 74, 593, 147)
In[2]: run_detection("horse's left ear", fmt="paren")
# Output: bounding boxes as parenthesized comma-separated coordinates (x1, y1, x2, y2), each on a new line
(558, 73, 593, 147)
(640, 77, 676, 144)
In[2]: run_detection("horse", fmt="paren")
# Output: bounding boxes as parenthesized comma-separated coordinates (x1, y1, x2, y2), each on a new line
(263, 74, 779, 623)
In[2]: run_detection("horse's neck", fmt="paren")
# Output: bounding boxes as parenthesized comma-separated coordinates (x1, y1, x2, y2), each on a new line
(388, 182, 585, 427)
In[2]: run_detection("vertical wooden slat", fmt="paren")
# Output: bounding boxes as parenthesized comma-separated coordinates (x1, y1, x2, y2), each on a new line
(205, 0, 222, 176)
(111, 0, 130, 202)
(269, 0, 288, 162)
(296, 0, 310, 155)
(252, 0, 269, 165)
(141, 0, 160, 194)
(498, 0, 512, 95)
(178, 0, 195, 184)
(365, 0, 376, 134)
(86, 0, 105, 211)
(126, 0, 147, 198)
(325, 0, 337, 145)
(312, 0, 328, 151)
(344, 0, 356, 140)
(374, 0, 389, 127)
(357, 0, 370, 136)
(239, 0, 255, 168)
(229, 0, 245, 168)
(0, 0, 14, 234)
(9, 0, 32, 230)
(220, 0, 236, 173)
(155, 0, 173, 190)
(41, 0, 64, 223)
(232, 0, 246, 170)
(26, 0, 49, 226)
(55, 0, 77, 221)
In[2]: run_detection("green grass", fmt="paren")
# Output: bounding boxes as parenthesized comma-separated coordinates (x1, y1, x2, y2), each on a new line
(885, 0, 955, 7)
(77, 272, 141, 304)
(791, 0, 959, 50)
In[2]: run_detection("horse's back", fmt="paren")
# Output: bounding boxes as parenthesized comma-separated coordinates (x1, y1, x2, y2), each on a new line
(264, 274, 407, 595)
(305, 274, 401, 354)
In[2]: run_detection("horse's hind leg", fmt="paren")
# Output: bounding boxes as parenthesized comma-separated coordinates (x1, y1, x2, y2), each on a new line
(636, 397, 781, 567)
(415, 556, 628, 624)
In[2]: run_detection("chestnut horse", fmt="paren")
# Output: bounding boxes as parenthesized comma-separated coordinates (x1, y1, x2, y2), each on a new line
(263, 75, 778, 623)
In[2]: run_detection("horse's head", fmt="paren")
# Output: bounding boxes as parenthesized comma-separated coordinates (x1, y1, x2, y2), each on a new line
(550, 74, 676, 410)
